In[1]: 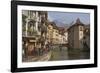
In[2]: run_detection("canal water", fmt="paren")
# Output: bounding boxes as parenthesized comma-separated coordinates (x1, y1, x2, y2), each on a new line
(49, 45, 90, 61)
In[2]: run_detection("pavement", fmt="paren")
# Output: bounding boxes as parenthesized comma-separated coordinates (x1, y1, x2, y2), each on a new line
(23, 51, 51, 62)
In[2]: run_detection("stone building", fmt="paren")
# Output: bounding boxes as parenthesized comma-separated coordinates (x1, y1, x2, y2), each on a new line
(52, 23, 59, 44)
(46, 22, 68, 45)
(58, 27, 68, 45)
(47, 22, 54, 44)
(68, 18, 85, 49)
(22, 10, 48, 56)
(83, 25, 90, 49)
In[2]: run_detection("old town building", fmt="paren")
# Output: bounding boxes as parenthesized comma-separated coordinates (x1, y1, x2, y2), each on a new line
(68, 18, 85, 49)
(22, 10, 48, 56)
(46, 22, 54, 44)
(58, 27, 68, 45)
(52, 23, 59, 44)
(83, 25, 90, 49)
(46, 22, 68, 45)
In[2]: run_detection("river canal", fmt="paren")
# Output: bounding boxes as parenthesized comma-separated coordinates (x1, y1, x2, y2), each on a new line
(49, 45, 90, 61)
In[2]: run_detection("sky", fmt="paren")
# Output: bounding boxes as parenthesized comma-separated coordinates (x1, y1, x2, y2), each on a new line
(48, 11, 90, 26)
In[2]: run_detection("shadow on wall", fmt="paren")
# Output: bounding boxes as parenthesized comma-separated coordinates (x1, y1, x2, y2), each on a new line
(80, 27, 90, 50)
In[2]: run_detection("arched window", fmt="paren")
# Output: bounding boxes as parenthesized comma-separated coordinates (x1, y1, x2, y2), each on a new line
(28, 20, 35, 36)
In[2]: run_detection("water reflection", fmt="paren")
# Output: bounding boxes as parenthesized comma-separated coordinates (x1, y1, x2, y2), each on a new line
(50, 45, 90, 61)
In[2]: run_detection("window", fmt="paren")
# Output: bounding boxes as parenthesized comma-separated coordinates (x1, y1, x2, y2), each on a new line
(80, 26, 83, 31)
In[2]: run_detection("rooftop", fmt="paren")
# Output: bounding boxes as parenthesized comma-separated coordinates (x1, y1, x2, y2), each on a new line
(68, 18, 85, 30)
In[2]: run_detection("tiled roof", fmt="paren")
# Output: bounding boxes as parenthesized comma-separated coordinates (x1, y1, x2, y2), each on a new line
(67, 18, 85, 31)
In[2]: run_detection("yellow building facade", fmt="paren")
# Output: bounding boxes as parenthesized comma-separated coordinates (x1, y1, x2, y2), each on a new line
(47, 22, 60, 44)
(47, 22, 54, 43)
(52, 27, 59, 44)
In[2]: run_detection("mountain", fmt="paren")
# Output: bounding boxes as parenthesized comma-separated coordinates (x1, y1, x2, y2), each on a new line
(53, 20, 69, 28)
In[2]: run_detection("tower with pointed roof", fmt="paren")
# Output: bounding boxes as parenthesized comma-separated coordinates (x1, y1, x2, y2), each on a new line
(68, 18, 85, 49)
